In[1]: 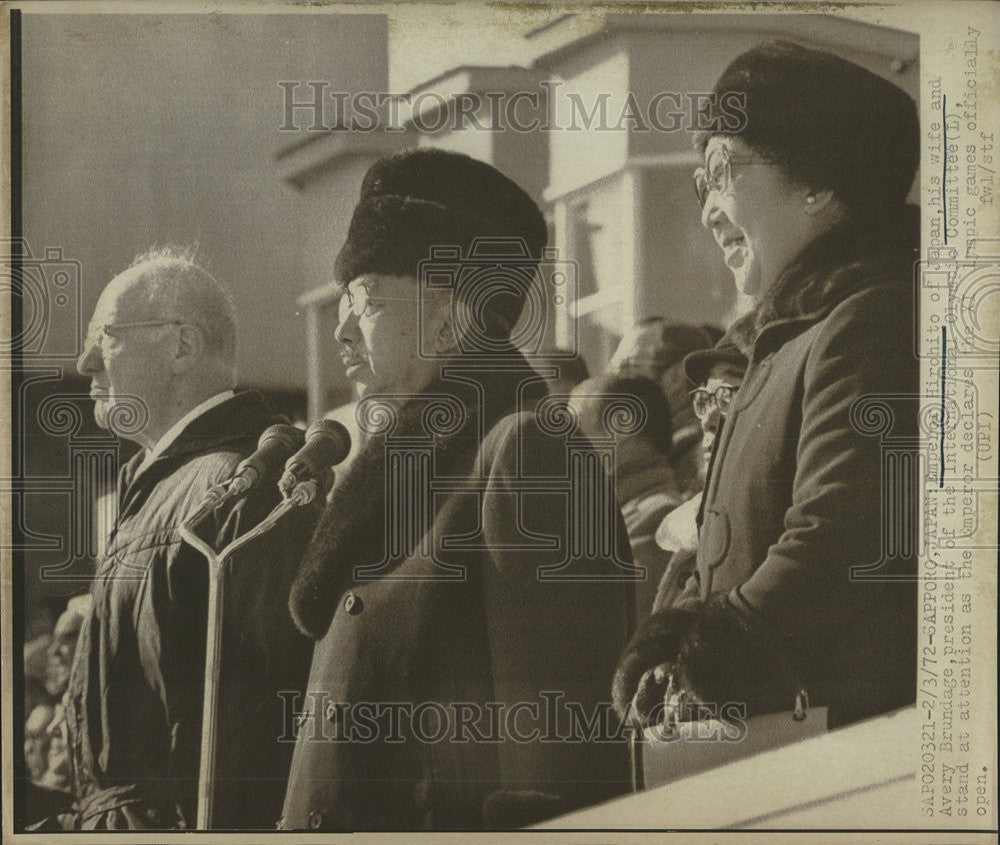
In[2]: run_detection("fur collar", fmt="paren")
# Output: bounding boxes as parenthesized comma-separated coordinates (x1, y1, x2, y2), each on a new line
(738, 205, 919, 355)
(289, 351, 544, 639)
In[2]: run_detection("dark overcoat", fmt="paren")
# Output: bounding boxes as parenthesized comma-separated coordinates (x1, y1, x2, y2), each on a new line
(281, 354, 634, 830)
(64, 391, 316, 828)
(677, 214, 920, 727)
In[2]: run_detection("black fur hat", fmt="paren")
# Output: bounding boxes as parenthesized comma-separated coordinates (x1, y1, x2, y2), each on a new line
(334, 148, 547, 334)
(683, 343, 749, 388)
(682, 313, 753, 386)
(697, 41, 918, 216)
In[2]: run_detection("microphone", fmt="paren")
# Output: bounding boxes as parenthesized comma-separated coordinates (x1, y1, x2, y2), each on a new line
(278, 419, 351, 496)
(230, 424, 304, 498)
(187, 424, 303, 528)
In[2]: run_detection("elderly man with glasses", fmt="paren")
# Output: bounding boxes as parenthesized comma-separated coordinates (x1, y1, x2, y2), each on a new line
(60, 248, 316, 830)
(280, 149, 632, 831)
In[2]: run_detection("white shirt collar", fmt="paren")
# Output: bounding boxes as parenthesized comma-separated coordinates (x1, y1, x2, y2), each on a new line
(134, 390, 236, 478)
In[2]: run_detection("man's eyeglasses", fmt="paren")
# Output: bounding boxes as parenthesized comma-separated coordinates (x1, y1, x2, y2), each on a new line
(690, 384, 739, 419)
(693, 145, 776, 208)
(91, 320, 185, 345)
(342, 283, 426, 319)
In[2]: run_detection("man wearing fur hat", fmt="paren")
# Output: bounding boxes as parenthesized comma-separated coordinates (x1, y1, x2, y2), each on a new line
(280, 149, 632, 830)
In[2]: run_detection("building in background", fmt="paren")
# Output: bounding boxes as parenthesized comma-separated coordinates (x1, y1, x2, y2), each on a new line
(13, 7, 918, 642)
(16, 13, 391, 629)
(282, 12, 919, 420)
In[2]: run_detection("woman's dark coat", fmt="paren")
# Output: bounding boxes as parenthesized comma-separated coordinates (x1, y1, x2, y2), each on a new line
(281, 354, 633, 830)
(617, 213, 920, 728)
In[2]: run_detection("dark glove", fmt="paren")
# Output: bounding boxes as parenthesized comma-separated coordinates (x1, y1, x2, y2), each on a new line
(673, 596, 800, 720)
(612, 605, 700, 722)
(614, 596, 801, 725)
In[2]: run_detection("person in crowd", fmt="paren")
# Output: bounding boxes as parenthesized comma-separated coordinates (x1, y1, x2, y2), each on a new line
(23, 703, 77, 828)
(652, 338, 748, 613)
(40, 706, 72, 792)
(571, 373, 683, 622)
(608, 319, 722, 498)
(22, 596, 87, 828)
(59, 248, 317, 829)
(43, 594, 88, 700)
(684, 340, 749, 489)
(614, 41, 919, 731)
(281, 148, 632, 831)
(25, 704, 56, 783)
(23, 635, 53, 717)
(529, 348, 590, 398)
(608, 318, 718, 381)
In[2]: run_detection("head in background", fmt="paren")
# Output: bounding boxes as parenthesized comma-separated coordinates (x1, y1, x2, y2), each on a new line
(570, 373, 673, 461)
(682, 343, 749, 478)
(608, 319, 720, 383)
(530, 349, 590, 397)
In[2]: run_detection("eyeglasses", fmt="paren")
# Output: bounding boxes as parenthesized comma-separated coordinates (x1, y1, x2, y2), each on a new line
(693, 145, 776, 208)
(90, 319, 184, 346)
(342, 283, 426, 319)
(690, 384, 739, 419)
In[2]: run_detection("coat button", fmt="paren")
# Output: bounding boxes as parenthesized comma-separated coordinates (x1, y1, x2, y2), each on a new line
(308, 810, 326, 830)
(343, 592, 363, 615)
(325, 701, 341, 723)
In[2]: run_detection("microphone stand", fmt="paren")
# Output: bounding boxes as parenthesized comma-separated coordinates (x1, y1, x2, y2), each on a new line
(181, 478, 321, 830)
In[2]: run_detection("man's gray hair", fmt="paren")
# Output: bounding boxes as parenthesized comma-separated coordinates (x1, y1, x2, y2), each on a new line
(126, 246, 237, 359)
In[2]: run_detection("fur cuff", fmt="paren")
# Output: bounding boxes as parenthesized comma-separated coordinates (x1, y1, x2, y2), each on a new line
(613, 596, 801, 721)
(612, 605, 699, 719)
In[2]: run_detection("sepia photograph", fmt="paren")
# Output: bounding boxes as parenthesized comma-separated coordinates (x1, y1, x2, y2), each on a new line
(2, 2, 997, 841)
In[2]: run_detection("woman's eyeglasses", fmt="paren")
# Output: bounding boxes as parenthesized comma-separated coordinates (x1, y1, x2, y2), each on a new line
(693, 145, 776, 208)
(690, 384, 738, 419)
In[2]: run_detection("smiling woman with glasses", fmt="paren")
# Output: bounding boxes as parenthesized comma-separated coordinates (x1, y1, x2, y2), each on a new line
(615, 41, 921, 737)
(692, 145, 777, 209)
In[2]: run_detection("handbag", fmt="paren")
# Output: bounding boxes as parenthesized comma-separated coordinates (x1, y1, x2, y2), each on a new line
(631, 688, 828, 791)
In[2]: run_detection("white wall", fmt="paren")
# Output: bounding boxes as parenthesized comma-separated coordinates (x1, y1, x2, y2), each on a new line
(21, 12, 388, 390)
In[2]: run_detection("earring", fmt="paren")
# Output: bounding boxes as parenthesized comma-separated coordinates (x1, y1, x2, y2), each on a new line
(806, 195, 816, 205)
